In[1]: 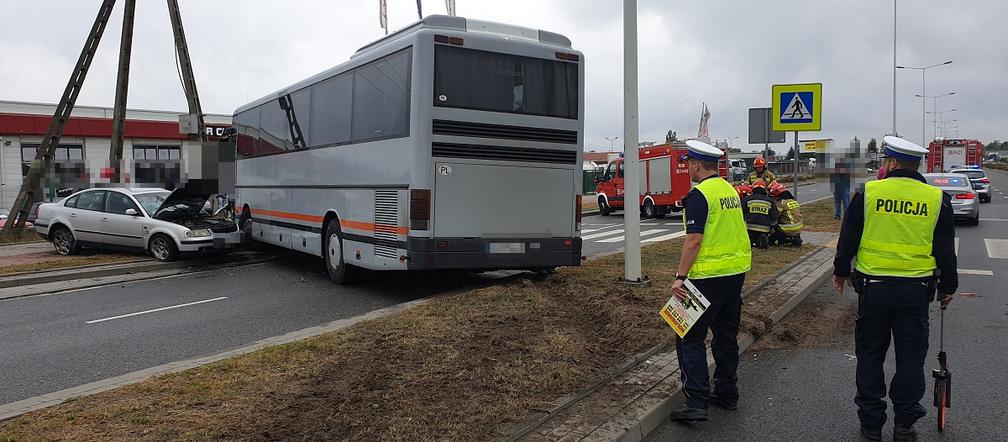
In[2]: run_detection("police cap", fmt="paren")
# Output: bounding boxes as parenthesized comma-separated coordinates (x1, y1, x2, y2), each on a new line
(882, 135, 929, 162)
(684, 140, 725, 163)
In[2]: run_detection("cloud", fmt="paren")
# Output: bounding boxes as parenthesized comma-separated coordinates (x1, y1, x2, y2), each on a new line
(1, 0, 1003, 150)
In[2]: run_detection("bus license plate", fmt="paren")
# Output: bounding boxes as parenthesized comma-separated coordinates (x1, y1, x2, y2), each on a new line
(489, 242, 525, 254)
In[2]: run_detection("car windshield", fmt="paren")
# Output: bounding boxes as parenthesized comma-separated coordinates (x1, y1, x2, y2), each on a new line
(134, 191, 171, 215)
(956, 170, 985, 179)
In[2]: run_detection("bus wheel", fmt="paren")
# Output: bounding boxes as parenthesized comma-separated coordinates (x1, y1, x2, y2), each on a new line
(324, 219, 357, 285)
(643, 199, 656, 219)
(599, 197, 612, 216)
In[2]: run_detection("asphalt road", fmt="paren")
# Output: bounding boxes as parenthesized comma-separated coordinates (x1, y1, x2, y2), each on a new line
(0, 251, 510, 404)
(647, 170, 1008, 441)
(582, 179, 834, 256)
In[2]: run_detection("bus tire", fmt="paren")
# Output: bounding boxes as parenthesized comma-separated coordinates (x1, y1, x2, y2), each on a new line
(643, 199, 656, 219)
(598, 197, 612, 216)
(324, 219, 357, 285)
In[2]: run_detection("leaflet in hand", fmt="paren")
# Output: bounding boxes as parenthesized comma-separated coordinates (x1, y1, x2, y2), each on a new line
(659, 279, 710, 338)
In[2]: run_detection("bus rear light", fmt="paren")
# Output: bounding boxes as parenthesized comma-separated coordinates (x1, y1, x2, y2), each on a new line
(575, 194, 582, 228)
(955, 193, 975, 200)
(434, 34, 464, 45)
(555, 52, 580, 62)
(563, 239, 573, 247)
(436, 240, 449, 249)
(410, 189, 431, 230)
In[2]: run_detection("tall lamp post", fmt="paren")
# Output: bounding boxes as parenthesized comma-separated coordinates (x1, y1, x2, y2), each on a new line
(915, 91, 954, 142)
(940, 119, 958, 138)
(604, 136, 620, 151)
(927, 109, 956, 137)
(621, 0, 646, 285)
(897, 60, 953, 146)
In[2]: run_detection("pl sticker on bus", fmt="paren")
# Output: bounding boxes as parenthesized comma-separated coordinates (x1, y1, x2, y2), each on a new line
(438, 94, 448, 102)
(439, 165, 453, 175)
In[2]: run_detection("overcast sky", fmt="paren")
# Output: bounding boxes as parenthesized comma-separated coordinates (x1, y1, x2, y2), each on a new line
(2, 0, 1004, 152)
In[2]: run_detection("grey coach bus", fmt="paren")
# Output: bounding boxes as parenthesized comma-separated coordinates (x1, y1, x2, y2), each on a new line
(232, 15, 584, 283)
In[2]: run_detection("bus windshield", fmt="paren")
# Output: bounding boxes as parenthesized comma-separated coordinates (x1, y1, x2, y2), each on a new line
(433, 45, 578, 119)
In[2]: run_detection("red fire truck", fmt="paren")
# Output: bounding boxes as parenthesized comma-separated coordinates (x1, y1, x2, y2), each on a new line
(594, 142, 728, 218)
(927, 139, 984, 172)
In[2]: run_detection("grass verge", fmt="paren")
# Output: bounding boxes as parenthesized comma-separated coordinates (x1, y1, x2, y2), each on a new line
(0, 238, 816, 441)
(802, 197, 841, 233)
(0, 252, 145, 276)
(582, 197, 599, 213)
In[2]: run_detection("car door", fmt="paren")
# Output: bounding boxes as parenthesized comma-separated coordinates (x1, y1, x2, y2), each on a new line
(70, 190, 108, 245)
(101, 191, 146, 248)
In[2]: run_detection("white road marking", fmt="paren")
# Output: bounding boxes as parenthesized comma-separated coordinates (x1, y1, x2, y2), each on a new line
(980, 218, 1008, 222)
(985, 239, 1008, 259)
(581, 228, 625, 240)
(643, 230, 687, 243)
(86, 297, 229, 324)
(958, 269, 994, 276)
(598, 229, 667, 243)
(954, 237, 959, 256)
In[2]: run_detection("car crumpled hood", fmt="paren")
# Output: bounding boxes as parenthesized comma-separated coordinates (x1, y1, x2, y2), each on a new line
(152, 188, 211, 221)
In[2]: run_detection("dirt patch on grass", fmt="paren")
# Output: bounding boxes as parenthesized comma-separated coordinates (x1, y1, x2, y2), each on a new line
(0, 250, 145, 275)
(802, 197, 841, 233)
(582, 197, 599, 213)
(0, 239, 820, 441)
(750, 284, 856, 352)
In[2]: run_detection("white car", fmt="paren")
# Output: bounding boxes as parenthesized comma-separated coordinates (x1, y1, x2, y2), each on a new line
(33, 188, 241, 261)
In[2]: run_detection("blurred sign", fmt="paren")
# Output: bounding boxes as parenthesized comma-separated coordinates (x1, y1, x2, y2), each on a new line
(748, 108, 785, 144)
(771, 83, 822, 131)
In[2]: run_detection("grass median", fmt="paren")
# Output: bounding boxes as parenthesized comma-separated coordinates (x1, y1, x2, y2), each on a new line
(0, 240, 819, 441)
(0, 252, 145, 276)
(0, 227, 41, 245)
(802, 196, 841, 233)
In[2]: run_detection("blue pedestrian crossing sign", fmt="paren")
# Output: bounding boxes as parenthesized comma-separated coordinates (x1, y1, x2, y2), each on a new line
(771, 83, 822, 131)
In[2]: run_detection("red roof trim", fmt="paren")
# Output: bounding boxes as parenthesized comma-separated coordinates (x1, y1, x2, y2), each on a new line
(0, 113, 229, 140)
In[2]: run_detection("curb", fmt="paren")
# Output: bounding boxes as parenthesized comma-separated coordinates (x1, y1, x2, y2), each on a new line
(609, 254, 834, 442)
(0, 252, 265, 289)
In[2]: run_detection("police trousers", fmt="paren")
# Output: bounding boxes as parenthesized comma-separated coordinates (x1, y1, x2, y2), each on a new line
(854, 277, 932, 428)
(675, 272, 746, 409)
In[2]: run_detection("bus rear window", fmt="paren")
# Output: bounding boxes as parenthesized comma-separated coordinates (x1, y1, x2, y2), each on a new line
(434, 45, 578, 119)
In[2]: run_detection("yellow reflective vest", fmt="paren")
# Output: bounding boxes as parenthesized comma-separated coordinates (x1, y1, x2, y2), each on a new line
(683, 177, 752, 279)
(855, 178, 942, 278)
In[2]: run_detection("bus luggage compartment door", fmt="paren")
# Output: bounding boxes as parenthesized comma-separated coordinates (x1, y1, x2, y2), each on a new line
(433, 162, 574, 239)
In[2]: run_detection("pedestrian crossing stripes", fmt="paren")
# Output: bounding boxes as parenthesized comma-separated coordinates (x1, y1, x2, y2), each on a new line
(644, 231, 687, 243)
(597, 229, 668, 243)
(984, 239, 1008, 259)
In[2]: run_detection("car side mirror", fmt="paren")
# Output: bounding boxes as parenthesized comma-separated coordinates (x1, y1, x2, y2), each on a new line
(125, 208, 139, 216)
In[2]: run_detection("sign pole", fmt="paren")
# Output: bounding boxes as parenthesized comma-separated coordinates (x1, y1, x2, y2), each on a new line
(793, 131, 799, 198)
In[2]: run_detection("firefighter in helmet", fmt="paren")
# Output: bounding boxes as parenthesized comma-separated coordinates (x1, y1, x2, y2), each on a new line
(747, 157, 778, 186)
(742, 180, 778, 249)
(769, 181, 803, 246)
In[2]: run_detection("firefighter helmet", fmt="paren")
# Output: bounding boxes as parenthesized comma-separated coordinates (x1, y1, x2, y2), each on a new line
(769, 181, 786, 197)
(751, 179, 766, 190)
(754, 157, 767, 169)
(735, 184, 753, 198)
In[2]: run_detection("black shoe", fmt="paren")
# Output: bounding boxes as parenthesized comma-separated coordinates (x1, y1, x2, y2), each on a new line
(708, 394, 738, 410)
(669, 405, 709, 422)
(893, 424, 918, 441)
(860, 425, 882, 441)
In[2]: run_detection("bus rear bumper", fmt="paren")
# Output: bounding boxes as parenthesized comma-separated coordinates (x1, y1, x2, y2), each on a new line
(407, 237, 582, 270)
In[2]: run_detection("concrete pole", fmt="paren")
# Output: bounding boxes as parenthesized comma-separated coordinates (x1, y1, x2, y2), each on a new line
(792, 131, 799, 199)
(892, 0, 897, 136)
(622, 0, 642, 282)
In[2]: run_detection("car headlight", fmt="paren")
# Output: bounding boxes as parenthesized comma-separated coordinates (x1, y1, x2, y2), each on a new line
(185, 228, 212, 238)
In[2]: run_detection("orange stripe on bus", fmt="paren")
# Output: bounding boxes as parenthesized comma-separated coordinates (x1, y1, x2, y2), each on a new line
(249, 208, 408, 235)
(250, 208, 324, 223)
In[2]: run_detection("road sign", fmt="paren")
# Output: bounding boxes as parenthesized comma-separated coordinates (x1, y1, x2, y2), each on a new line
(800, 139, 830, 153)
(748, 108, 785, 144)
(771, 83, 822, 131)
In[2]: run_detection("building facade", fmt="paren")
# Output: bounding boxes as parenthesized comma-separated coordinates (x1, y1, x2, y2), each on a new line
(0, 100, 231, 207)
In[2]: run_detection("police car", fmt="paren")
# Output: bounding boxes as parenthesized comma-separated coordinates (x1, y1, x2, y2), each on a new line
(923, 173, 980, 225)
(948, 165, 991, 203)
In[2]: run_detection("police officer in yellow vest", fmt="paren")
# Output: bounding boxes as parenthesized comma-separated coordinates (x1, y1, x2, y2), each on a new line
(668, 140, 752, 422)
(833, 136, 957, 441)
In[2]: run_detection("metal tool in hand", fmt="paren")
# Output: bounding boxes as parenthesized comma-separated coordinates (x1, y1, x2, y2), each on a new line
(932, 308, 951, 432)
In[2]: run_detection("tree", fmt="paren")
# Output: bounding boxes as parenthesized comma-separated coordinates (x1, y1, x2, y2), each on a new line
(786, 146, 795, 160)
(867, 138, 878, 154)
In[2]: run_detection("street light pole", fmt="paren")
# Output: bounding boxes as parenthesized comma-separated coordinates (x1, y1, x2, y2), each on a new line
(915, 91, 954, 141)
(604, 136, 620, 151)
(621, 0, 645, 285)
(897, 60, 952, 146)
(892, 0, 897, 135)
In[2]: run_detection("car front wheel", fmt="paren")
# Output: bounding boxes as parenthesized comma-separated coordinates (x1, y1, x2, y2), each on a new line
(149, 234, 179, 262)
(51, 227, 80, 256)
